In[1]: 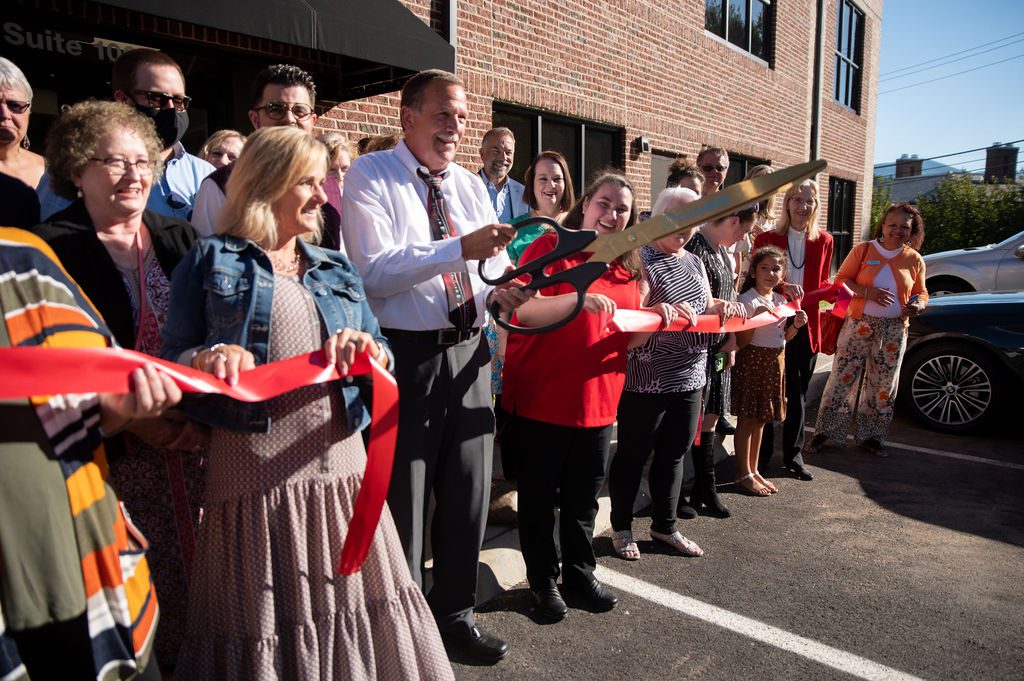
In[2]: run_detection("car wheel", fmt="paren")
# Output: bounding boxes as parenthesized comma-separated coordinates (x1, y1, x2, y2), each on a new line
(901, 342, 1005, 434)
(926, 276, 973, 296)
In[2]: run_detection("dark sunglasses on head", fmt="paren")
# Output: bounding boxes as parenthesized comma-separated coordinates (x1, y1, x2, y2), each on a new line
(130, 89, 192, 111)
(701, 164, 727, 173)
(253, 101, 314, 121)
(0, 99, 31, 114)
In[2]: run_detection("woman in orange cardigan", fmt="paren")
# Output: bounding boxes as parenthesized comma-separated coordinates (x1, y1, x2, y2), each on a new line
(753, 179, 833, 481)
(806, 203, 928, 458)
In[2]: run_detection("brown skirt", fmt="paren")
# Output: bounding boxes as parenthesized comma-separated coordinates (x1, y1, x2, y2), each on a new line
(731, 344, 786, 422)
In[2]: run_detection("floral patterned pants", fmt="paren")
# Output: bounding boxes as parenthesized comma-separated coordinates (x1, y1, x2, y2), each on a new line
(814, 315, 907, 446)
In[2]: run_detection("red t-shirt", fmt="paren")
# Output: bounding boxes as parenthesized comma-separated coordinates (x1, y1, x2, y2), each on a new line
(501, 232, 640, 428)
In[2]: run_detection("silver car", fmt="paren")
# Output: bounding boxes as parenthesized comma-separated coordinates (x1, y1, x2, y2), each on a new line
(924, 230, 1024, 295)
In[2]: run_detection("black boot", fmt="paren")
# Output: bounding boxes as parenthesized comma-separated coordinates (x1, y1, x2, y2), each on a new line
(690, 438, 730, 518)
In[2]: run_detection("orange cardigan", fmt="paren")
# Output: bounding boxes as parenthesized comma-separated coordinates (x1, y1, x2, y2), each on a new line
(835, 241, 928, 324)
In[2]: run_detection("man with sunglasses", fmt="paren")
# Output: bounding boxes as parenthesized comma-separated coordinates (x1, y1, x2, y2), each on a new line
(191, 65, 342, 248)
(37, 49, 214, 222)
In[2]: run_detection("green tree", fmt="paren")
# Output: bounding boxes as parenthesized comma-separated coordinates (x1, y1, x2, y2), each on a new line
(915, 175, 1024, 255)
(870, 176, 892, 235)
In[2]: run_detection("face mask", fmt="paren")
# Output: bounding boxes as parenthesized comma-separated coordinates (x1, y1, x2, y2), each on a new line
(135, 104, 189, 149)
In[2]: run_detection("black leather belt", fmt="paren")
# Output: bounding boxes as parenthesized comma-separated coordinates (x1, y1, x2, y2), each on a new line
(382, 327, 481, 346)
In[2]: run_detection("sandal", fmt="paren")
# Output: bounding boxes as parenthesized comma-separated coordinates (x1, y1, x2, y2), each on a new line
(804, 433, 827, 456)
(611, 530, 641, 561)
(754, 472, 778, 494)
(862, 439, 889, 458)
(650, 530, 703, 557)
(735, 473, 771, 497)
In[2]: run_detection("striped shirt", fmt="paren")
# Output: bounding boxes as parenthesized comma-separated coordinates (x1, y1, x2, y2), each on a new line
(0, 228, 158, 680)
(625, 245, 711, 393)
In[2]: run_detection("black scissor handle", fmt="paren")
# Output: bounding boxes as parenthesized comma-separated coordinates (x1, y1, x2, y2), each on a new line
(479, 218, 608, 335)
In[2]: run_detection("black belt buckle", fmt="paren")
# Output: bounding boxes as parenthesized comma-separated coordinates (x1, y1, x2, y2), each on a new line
(436, 327, 477, 345)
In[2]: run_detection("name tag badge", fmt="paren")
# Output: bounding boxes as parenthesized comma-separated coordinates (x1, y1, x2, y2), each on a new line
(866, 259, 881, 265)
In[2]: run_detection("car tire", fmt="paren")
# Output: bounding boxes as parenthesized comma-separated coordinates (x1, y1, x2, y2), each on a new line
(900, 341, 1005, 434)
(926, 276, 973, 296)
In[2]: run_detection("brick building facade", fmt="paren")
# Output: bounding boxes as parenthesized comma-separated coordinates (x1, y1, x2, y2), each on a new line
(8, 0, 883, 262)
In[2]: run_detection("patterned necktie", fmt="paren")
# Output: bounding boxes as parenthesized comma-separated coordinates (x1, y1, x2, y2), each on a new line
(418, 171, 478, 333)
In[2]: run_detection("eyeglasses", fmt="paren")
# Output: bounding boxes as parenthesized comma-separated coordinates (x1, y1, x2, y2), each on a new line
(130, 89, 192, 111)
(89, 156, 154, 176)
(253, 101, 314, 121)
(700, 164, 727, 173)
(0, 99, 31, 114)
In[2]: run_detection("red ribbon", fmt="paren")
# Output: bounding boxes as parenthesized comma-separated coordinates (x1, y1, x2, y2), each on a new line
(0, 346, 397, 576)
(605, 299, 802, 334)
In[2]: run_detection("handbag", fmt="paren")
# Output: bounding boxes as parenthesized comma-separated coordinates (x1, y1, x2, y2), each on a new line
(818, 243, 868, 355)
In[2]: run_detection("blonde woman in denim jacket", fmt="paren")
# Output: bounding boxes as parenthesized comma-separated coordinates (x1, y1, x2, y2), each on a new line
(807, 203, 928, 459)
(162, 127, 454, 681)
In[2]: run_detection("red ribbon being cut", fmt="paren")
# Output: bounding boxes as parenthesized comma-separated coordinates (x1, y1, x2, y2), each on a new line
(0, 346, 397, 576)
(606, 299, 802, 335)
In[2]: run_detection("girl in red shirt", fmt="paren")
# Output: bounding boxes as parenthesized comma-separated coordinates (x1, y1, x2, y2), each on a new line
(501, 172, 669, 623)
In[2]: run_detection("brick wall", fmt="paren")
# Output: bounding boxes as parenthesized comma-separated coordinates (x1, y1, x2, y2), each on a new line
(321, 0, 880, 238)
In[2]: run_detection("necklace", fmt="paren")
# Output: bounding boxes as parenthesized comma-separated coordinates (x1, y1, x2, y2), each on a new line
(787, 230, 807, 270)
(268, 247, 302, 273)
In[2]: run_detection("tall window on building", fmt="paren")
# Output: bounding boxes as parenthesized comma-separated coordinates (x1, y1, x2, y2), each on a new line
(834, 0, 864, 112)
(492, 104, 624, 193)
(705, 0, 773, 62)
(827, 177, 856, 271)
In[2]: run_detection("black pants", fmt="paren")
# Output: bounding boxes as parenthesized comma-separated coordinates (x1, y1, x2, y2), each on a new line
(512, 415, 612, 590)
(760, 325, 816, 469)
(9, 612, 161, 681)
(384, 331, 494, 634)
(609, 389, 702, 534)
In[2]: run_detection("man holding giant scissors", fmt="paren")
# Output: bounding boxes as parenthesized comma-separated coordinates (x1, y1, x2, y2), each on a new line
(342, 69, 528, 665)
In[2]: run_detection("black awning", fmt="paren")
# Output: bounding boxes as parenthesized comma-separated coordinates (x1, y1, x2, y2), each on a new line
(92, 0, 455, 97)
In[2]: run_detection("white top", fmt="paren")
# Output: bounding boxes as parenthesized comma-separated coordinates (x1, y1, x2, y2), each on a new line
(738, 288, 787, 349)
(787, 229, 807, 289)
(341, 140, 509, 330)
(190, 175, 226, 237)
(863, 241, 904, 318)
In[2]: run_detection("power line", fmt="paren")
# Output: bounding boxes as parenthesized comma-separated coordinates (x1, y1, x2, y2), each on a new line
(880, 30, 1024, 76)
(879, 37, 1024, 82)
(873, 138, 1024, 170)
(878, 54, 1024, 95)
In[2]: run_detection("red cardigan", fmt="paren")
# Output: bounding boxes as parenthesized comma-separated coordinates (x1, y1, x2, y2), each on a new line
(754, 229, 835, 353)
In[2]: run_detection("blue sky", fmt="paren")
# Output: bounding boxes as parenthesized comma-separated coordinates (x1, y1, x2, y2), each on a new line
(873, 0, 1024, 175)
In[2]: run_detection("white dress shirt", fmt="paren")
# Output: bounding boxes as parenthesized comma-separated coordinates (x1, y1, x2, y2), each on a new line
(342, 140, 510, 331)
(190, 176, 226, 237)
(787, 229, 807, 289)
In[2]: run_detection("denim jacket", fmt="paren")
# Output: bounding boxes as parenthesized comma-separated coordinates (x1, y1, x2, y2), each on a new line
(161, 234, 394, 433)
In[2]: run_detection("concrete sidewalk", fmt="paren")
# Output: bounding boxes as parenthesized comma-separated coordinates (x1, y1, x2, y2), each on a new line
(471, 354, 834, 605)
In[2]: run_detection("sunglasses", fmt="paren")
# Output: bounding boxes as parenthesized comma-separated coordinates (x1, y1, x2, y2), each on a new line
(130, 89, 192, 111)
(0, 99, 31, 114)
(700, 164, 727, 173)
(253, 101, 314, 121)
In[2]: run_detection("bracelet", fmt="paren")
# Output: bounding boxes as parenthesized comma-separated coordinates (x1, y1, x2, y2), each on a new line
(373, 342, 386, 361)
(101, 416, 133, 437)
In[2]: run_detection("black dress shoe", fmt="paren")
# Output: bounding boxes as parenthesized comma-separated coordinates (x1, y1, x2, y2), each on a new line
(532, 585, 568, 622)
(715, 417, 736, 436)
(440, 626, 509, 664)
(562, 578, 618, 612)
(786, 464, 814, 481)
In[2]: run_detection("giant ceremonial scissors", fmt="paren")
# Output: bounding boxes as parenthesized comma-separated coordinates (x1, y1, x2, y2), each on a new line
(481, 159, 827, 334)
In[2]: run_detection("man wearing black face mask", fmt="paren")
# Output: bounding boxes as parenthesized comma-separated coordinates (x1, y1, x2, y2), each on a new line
(36, 49, 213, 221)
(111, 49, 213, 220)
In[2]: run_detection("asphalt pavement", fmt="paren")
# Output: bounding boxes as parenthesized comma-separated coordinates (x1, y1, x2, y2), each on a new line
(454, 361, 1024, 680)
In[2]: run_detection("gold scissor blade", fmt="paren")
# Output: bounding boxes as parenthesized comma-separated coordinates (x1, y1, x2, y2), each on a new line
(585, 159, 827, 264)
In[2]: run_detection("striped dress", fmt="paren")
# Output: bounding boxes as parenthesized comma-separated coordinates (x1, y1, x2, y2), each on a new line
(0, 228, 158, 681)
(625, 245, 711, 393)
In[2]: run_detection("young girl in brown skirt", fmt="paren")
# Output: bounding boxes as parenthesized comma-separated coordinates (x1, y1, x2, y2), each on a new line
(732, 247, 808, 496)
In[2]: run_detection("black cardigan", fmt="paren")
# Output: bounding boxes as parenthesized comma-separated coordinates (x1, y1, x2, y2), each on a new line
(31, 200, 198, 349)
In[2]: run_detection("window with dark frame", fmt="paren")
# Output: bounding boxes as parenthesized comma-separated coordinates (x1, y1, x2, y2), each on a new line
(491, 104, 624, 194)
(827, 177, 856, 271)
(834, 0, 865, 112)
(705, 0, 773, 62)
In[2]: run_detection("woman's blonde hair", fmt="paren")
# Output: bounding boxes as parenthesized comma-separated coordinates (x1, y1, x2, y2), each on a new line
(774, 178, 822, 241)
(199, 129, 246, 162)
(218, 127, 327, 248)
(744, 164, 778, 222)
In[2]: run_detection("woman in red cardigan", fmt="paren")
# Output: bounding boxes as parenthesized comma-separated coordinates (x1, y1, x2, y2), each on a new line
(753, 179, 833, 482)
